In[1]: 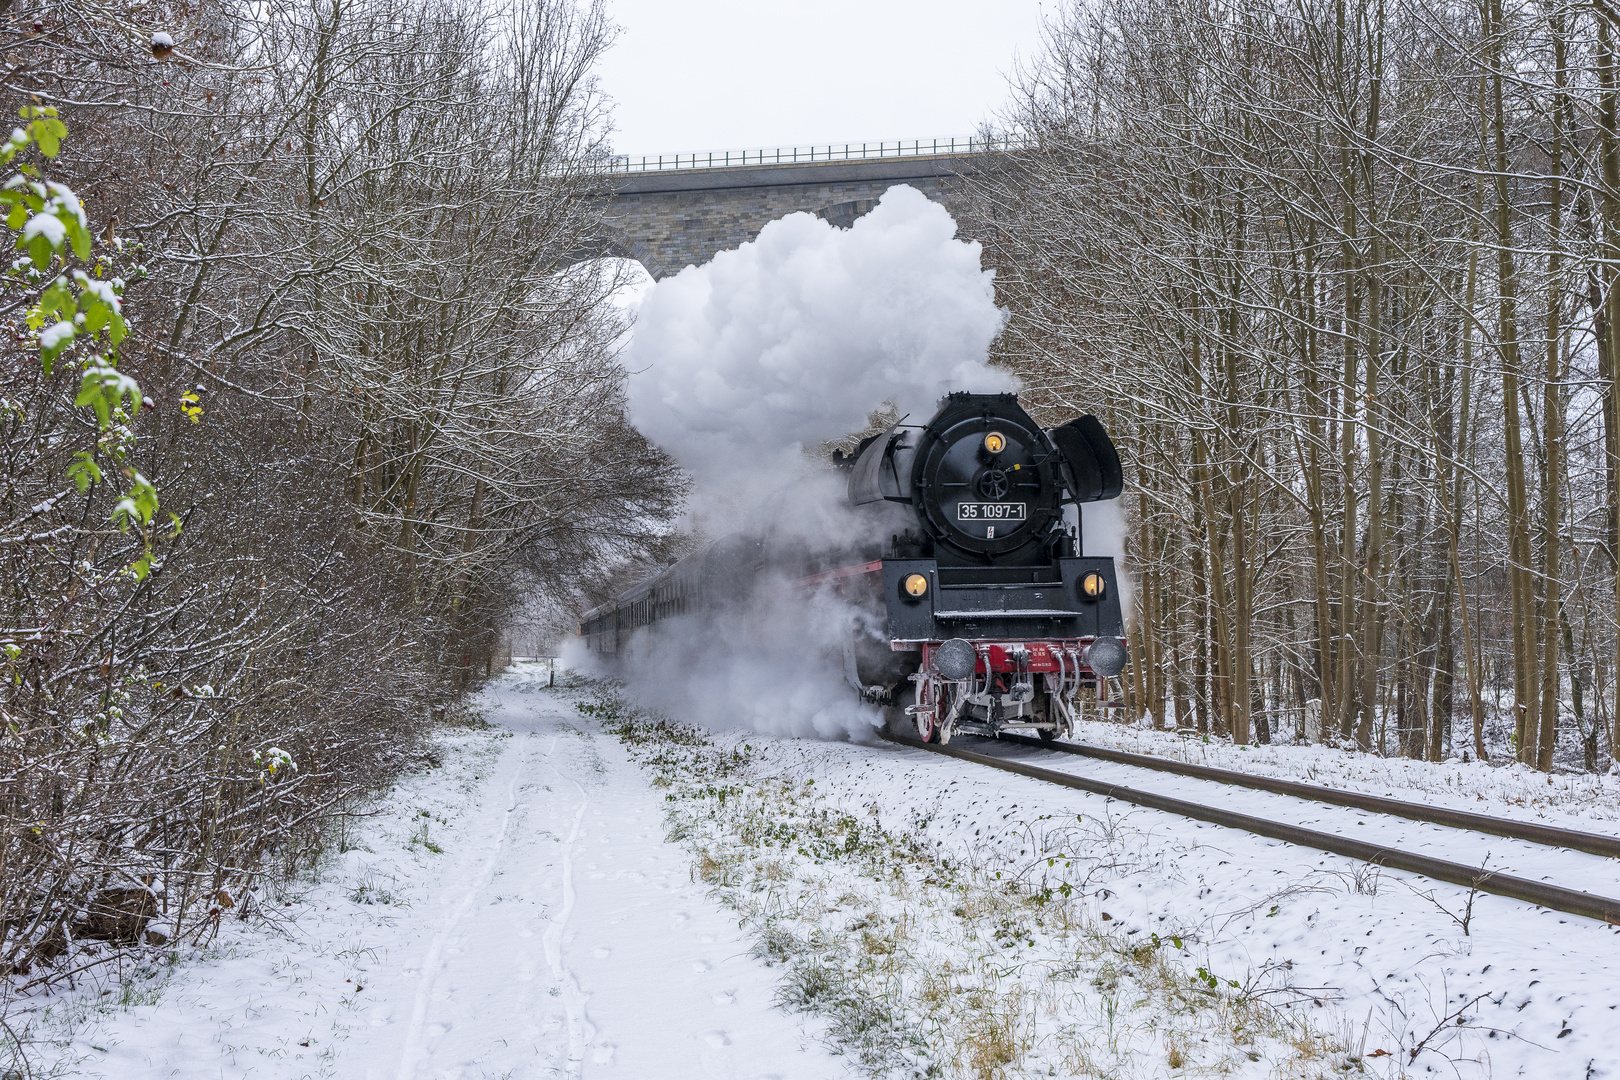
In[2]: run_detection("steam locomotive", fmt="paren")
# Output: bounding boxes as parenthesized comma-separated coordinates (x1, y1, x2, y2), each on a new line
(580, 392, 1128, 743)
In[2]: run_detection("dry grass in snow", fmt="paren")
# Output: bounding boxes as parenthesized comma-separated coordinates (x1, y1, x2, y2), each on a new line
(596, 689, 1349, 1079)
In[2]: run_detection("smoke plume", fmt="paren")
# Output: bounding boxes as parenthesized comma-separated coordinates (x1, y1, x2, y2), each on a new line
(625, 184, 1014, 518)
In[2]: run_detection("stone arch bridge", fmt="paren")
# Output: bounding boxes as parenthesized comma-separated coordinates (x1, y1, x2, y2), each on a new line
(596, 138, 1008, 280)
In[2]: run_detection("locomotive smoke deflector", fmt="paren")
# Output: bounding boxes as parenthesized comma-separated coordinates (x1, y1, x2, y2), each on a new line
(1048, 414, 1123, 503)
(848, 425, 909, 506)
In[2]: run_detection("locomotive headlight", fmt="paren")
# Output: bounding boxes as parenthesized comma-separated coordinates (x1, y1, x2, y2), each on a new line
(983, 432, 1006, 454)
(903, 573, 929, 599)
(1080, 572, 1106, 600)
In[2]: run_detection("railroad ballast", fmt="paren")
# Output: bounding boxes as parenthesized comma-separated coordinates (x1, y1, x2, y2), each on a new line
(581, 391, 1128, 744)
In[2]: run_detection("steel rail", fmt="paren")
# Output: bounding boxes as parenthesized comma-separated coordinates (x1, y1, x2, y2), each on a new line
(993, 732, 1620, 859)
(881, 731, 1620, 925)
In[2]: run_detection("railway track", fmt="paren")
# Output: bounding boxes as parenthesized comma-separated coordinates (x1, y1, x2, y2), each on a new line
(882, 730, 1620, 925)
(995, 731, 1620, 858)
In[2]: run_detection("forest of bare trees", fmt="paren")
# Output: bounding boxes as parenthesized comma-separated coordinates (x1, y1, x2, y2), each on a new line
(974, 0, 1620, 772)
(0, 0, 679, 995)
(13, 0, 1620, 1039)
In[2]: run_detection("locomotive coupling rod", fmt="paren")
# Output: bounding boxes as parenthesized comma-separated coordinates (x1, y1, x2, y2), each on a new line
(996, 732, 1620, 860)
(881, 731, 1620, 926)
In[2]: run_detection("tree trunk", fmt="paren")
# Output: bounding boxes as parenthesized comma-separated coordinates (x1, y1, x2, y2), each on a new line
(1486, 0, 1539, 762)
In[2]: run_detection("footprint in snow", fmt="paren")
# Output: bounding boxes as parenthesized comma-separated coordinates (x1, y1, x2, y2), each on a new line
(700, 1030, 731, 1047)
(672, 912, 690, 924)
(712, 990, 736, 1005)
(591, 1044, 617, 1064)
(593, 946, 611, 958)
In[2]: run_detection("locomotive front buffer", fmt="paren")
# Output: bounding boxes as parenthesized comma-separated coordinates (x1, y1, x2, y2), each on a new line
(879, 555, 1129, 743)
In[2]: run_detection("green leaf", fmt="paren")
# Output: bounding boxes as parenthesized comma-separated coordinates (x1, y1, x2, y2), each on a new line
(67, 451, 102, 493)
(36, 277, 74, 320)
(29, 117, 65, 159)
(76, 361, 141, 428)
(5, 203, 25, 230)
(39, 321, 74, 366)
(66, 215, 90, 260)
(109, 472, 161, 535)
(128, 473, 158, 524)
(85, 389, 109, 428)
(27, 232, 49, 269)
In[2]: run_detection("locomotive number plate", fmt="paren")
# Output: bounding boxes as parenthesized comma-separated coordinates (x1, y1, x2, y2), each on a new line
(957, 502, 1027, 521)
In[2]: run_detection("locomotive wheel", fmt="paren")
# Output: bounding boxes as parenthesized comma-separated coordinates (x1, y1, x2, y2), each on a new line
(914, 706, 938, 743)
(1037, 725, 1058, 742)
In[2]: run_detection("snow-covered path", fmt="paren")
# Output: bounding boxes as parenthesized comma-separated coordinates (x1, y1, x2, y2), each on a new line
(45, 665, 1620, 1078)
(51, 665, 839, 1079)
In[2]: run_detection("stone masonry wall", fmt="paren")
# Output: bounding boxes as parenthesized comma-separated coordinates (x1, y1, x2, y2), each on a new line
(603, 176, 960, 279)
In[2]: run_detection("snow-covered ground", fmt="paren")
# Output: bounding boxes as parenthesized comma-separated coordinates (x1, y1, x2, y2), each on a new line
(751, 728, 1620, 1078)
(26, 666, 1620, 1079)
(958, 736, 1620, 903)
(33, 663, 841, 1079)
(1064, 717, 1620, 829)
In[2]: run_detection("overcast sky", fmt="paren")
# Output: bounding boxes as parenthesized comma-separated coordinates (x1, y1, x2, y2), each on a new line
(595, 0, 1052, 155)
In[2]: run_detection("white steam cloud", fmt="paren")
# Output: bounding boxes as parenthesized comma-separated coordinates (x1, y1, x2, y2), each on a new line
(598, 185, 1016, 741)
(625, 185, 1014, 513)
(615, 572, 886, 740)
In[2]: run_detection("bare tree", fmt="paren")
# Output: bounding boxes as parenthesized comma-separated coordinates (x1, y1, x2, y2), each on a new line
(0, 0, 680, 1032)
(971, 0, 1620, 771)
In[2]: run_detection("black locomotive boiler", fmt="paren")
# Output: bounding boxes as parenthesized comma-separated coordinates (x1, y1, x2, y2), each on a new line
(580, 392, 1128, 744)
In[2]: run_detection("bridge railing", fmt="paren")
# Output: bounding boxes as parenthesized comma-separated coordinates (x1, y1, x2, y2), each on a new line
(594, 134, 1029, 174)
